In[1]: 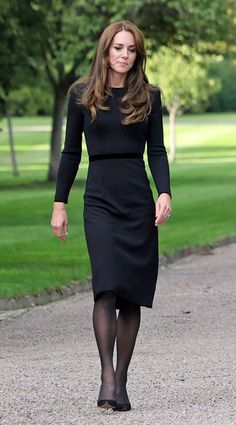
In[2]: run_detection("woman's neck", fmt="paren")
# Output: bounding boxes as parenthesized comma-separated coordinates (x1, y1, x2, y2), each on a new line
(108, 71, 127, 88)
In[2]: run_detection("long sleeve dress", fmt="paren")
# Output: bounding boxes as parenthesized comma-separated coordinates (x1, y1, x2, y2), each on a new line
(54, 84, 171, 308)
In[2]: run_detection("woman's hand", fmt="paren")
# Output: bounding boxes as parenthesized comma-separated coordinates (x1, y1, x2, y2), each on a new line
(51, 202, 69, 241)
(155, 193, 172, 226)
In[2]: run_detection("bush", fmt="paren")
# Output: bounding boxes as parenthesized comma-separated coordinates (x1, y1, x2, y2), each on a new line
(207, 58, 236, 112)
(8, 84, 53, 116)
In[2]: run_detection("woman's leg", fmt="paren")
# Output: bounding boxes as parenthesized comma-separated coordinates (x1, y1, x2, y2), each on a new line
(115, 299, 141, 406)
(92, 290, 117, 402)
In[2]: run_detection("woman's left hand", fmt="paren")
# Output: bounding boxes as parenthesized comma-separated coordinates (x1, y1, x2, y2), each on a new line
(155, 193, 172, 226)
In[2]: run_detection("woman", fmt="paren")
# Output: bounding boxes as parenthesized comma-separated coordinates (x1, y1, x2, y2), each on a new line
(51, 20, 172, 412)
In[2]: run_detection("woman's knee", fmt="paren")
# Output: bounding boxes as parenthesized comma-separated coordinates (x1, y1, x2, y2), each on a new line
(119, 297, 140, 314)
(95, 290, 116, 307)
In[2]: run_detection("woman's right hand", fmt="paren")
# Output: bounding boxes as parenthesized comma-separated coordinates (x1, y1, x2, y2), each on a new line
(51, 202, 68, 241)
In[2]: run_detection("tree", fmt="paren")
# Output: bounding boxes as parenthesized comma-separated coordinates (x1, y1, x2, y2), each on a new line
(206, 57, 236, 111)
(134, 0, 236, 52)
(8, 80, 53, 117)
(147, 47, 220, 162)
(13, 0, 133, 180)
(0, 1, 21, 176)
(18, 0, 236, 179)
(3, 0, 235, 179)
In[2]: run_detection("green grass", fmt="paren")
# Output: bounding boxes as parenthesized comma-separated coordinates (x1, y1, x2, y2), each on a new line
(0, 112, 236, 298)
(0, 116, 53, 127)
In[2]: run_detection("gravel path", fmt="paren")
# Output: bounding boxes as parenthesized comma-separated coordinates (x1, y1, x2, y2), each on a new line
(0, 243, 236, 425)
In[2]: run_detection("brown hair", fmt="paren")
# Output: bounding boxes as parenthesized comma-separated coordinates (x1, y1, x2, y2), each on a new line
(71, 20, 158, 125)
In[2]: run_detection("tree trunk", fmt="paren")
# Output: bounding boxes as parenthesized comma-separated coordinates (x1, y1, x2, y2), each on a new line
(168, 106, 177, 163)
(47, 88, 67, 181)
(5, 99, 19, 176)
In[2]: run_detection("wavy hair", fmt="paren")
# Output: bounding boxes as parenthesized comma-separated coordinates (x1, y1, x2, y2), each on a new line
(71, 20, 158, 125)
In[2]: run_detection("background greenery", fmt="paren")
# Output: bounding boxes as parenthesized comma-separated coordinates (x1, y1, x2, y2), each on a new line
(0, 113, 235, 298)
(1, 0, 235, 179)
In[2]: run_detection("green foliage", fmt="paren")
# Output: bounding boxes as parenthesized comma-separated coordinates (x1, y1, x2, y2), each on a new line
(0, 1, 22, 94)
(15, 0, 132, 86)
(7, 0, 137, 179)
(147, 46, 220, 113)
(2, 0, 234, 91)
(206, 58, 236, 111)
(1, 0, 235, 178)
(8, 83, 53, 116)
(135, 0, 236, 49)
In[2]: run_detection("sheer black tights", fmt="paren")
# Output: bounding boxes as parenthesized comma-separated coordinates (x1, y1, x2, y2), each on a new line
(116, 297, 141, 404)
(92, 291, 141, 403)
(93, 291, 117, 401)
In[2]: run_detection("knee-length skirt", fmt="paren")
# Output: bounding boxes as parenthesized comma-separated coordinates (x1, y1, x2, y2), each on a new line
(83, 157, 158, 309)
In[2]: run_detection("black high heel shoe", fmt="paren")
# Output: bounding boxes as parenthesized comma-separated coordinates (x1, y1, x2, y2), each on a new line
(113, 402, 131, 411)
(97, 399, 117, 409)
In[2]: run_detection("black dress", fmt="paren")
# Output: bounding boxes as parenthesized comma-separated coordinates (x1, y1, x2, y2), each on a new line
(54, 84, 171, 308)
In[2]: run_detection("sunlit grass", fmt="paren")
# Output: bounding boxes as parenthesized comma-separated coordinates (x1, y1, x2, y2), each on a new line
(1, 113, 235, 169)
(0, 116, 53, 127)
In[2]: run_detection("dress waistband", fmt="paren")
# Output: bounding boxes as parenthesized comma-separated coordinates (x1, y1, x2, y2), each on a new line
(89, 153, 143, 161)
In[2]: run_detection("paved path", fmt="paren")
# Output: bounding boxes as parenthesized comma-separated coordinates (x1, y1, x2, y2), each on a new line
(0, 244, 236, 425)
(1, 125, 53, 132)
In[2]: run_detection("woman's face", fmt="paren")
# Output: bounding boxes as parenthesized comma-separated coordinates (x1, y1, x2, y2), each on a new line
(108, 30, 137, 76)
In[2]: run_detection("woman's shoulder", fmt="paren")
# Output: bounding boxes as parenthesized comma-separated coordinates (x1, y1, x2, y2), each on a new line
(69, 81, 87, 98)
(146, 83, 161, 99)
(146, 83, 160, 92)
(145, 84, 162, 111)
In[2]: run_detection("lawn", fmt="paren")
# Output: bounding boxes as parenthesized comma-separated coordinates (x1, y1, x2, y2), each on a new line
(0, 112, 235, 298)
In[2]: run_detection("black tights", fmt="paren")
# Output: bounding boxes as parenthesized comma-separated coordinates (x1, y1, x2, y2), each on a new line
(92, 291, 141, 403)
